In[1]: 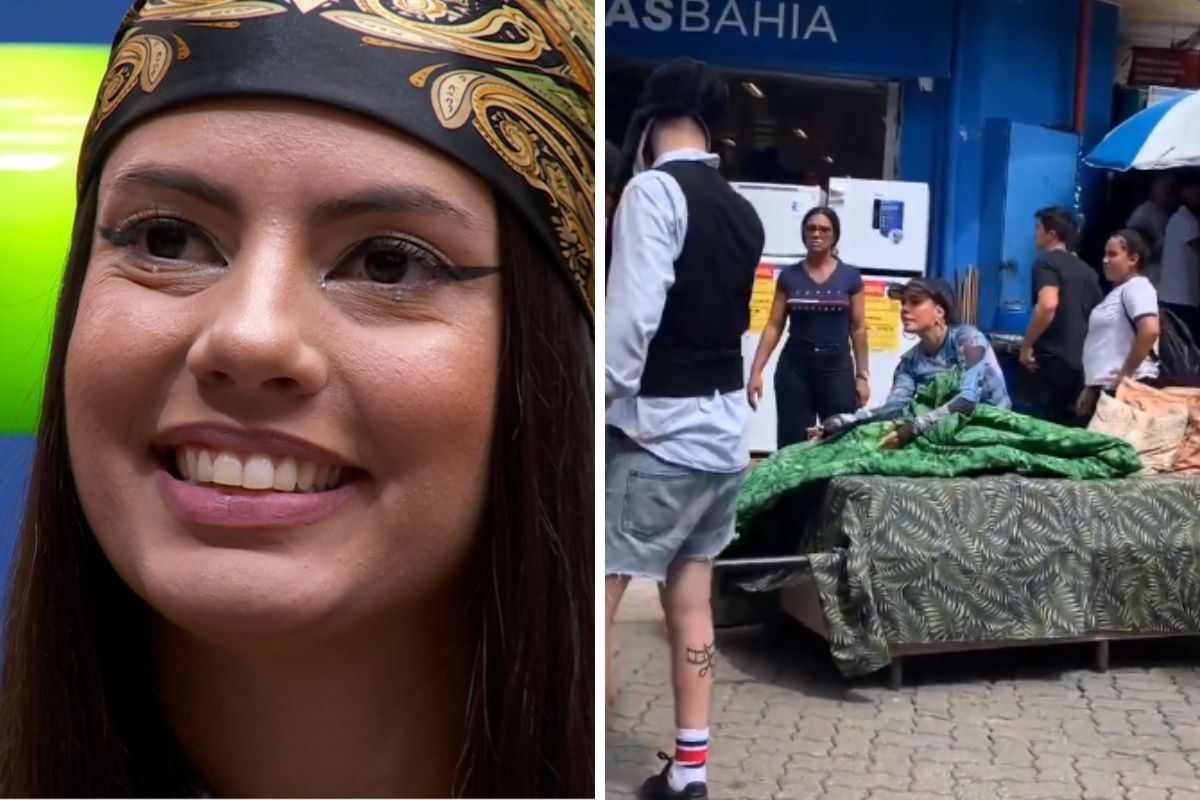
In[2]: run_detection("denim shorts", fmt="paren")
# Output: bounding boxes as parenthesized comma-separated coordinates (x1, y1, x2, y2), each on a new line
(605, 429, 742, 583)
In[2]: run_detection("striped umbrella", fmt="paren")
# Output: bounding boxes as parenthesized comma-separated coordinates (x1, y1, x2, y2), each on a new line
(1085, 90, 1200, 171)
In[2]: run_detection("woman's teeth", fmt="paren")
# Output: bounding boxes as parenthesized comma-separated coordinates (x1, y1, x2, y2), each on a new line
(174, 447, 342, 492)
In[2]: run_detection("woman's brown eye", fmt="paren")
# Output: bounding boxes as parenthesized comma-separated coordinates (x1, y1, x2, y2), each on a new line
(100, 217, 225, 267)
(146, 225, 188, 260)
(363, 250, 410, 284)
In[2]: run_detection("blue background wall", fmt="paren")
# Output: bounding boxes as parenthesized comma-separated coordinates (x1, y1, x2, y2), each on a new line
(0, 0, 130, 584)
(0, 0, 134, 43)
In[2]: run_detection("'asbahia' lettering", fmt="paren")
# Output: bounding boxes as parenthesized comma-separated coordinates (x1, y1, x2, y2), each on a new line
(606, 0, 839, 42)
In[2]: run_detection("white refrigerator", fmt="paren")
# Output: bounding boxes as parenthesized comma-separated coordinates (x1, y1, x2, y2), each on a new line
(737, 178, 931, 455)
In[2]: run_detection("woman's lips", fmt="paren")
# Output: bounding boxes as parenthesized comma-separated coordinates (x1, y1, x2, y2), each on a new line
(154, 467, 359, 529)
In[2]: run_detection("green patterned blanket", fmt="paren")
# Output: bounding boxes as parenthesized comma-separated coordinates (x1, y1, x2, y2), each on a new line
(734, 370, 1142, 545)
(763, 475, 1200, 676)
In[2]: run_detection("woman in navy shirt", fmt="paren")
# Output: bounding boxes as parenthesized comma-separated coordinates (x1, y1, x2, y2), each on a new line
(748, 206, 870, 448)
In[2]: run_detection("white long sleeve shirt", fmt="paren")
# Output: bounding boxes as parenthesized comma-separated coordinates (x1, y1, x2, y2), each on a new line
(604, 148, 750, 474)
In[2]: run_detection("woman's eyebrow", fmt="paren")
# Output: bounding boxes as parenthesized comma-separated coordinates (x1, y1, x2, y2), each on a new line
(109, 165, 241, 215)
(311, 186, 478, 227)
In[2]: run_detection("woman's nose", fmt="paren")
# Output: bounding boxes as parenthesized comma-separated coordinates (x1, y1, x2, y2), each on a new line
(186, 245, 328, 399)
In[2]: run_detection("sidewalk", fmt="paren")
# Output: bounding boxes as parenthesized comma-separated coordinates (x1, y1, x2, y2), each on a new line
(606, 616, 1200, 800)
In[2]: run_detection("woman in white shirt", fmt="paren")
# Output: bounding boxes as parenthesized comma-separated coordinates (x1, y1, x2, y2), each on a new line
(1079, 229, 1161, 418)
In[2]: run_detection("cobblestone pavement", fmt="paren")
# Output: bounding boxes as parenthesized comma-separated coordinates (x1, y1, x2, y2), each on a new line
(606, 621, 1200, 800)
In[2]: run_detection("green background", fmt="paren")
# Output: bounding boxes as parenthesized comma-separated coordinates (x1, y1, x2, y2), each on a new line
(0, 45, 108, 434)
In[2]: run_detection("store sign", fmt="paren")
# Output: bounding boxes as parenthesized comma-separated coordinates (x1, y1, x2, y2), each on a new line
(606, 0, 955, 79)
(1129, 47, 1200, 90)
(608, 0, 839, 41)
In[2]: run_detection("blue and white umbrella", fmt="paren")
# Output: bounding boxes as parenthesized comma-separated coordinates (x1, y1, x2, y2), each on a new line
(1085, 90, 1200, 171)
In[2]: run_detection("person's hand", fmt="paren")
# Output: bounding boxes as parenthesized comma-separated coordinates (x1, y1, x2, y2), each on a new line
(879, 422, 917, 450)
(819, 413, 855, 441)
(1019, 344, 1038, 372)
(807, 425, 825, 442)
(854, 375, 870, 408)
(747, 372, 764, 410)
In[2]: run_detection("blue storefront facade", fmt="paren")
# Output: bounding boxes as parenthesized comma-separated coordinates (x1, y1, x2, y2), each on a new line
(606, 0, 1122, 333)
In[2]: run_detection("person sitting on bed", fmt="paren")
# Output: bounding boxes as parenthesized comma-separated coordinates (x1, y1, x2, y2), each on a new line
(812, 278, 1011, 449)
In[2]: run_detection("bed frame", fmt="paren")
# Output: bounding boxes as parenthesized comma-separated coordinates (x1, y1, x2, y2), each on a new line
(775, 571, 1198, 690)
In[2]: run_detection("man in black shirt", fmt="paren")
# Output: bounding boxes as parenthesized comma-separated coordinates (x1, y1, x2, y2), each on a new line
(1020, 207, 1103, 425)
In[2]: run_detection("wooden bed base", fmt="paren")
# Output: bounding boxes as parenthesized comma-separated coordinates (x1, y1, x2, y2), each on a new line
(777, 574, 1199, 690)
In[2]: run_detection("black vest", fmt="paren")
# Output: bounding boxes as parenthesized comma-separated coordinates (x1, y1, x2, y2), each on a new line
(639, 160, 765, 398)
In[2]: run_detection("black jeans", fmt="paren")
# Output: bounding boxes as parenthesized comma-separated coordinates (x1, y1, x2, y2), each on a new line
(1024, 352, 1086, 427)
(774, 343, 857, 449)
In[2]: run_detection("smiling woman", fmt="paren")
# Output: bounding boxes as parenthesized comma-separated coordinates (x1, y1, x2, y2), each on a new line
(0, 2, 594, 798)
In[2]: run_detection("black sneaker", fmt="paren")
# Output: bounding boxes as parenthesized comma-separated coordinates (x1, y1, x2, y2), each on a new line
(638, 752, 708, 799)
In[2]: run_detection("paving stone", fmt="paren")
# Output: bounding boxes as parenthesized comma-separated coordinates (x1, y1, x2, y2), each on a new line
(950, 728, 994, 751)
(953, 764, 1039, 783)
(1033, 754, 1077, 784)
(1003, 781, 1084, 799)
(1125, 773, 1200, 792)
(913, 747, 981, 765)
(707, 779, 779, 800)
(909, 761, 955, 795)
(1125, 789, 1170, 800)
(771, 784, 826, 800)
(605, 621, 1200, 800)
(1076, 769, 1125, 799)
(787, 737, 835, 757)
(869, 744, 915, 776)
(825, 770, 907, 791)
(1077, 755, 1155, 775)
(1148, 752, 1197, 778)
(820, 790, 871, 800)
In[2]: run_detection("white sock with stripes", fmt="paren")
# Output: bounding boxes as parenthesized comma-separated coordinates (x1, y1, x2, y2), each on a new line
(668, 727, 709, 790)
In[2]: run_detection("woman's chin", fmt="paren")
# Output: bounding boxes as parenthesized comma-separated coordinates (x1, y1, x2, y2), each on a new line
(135, 552, 351, 645)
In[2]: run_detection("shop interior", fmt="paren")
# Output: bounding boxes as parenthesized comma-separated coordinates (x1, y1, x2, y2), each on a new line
(606, 61, 896, 185)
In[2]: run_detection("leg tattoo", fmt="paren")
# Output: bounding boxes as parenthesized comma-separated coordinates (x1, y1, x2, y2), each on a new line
(685, 642, 716, 678)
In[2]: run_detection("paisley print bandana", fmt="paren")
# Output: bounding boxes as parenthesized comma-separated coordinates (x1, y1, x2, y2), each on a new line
(77, 0, 596, 321)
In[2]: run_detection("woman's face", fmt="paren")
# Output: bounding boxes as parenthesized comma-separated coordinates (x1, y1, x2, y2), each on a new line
(1103, 236, 1139, 283)
(900, 292, 944, 333)
(804, 212, 835, 254)
(65, 99, 501, 643)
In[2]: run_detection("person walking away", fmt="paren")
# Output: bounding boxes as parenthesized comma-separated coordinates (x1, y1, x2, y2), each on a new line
(1078, 230, 1161, 418)
(1020, 207, 1103, 426)
(1159, 176, 1200, 341)
(1127, 173, 1179, 285)
(605, 58, 765, 800)
(747, 207, 870, 448)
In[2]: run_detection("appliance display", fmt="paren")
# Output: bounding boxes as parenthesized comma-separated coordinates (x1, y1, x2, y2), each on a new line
(827, 177, 929, 274)
(738, 179, 932, 455)
(730, 181, 824, 259)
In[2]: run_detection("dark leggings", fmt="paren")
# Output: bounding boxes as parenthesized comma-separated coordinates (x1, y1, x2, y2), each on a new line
(774, 344, 857, 449)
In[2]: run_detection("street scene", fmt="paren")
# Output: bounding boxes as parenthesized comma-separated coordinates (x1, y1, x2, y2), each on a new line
(604, 0, 1200, 798)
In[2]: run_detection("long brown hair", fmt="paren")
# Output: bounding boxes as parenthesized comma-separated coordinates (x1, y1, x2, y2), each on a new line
(0, 188, 594, 797)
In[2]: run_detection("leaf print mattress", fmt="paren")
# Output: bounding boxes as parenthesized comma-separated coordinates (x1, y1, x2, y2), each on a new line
(740, 474, 1200, 677)
(726, 370, 1200, 677)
